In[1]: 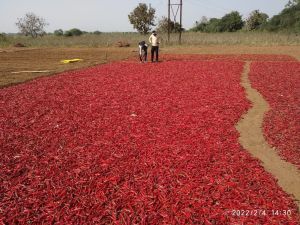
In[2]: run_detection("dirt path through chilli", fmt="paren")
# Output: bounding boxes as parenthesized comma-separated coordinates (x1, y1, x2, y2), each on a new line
(236, 61, 300, 209)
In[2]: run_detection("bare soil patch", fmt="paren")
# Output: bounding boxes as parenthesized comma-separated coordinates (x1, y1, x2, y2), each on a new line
(0, 47, 135, 88)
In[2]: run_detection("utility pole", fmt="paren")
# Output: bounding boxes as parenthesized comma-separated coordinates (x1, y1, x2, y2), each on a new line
(179, 0, 183, 44)
(149, 3, 152, 28)
(168, 0, 170, 42)
(167, 0, 183, 44)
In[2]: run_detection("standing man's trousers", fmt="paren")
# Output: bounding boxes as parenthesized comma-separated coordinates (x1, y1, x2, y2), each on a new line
(151, 46, 159, 62)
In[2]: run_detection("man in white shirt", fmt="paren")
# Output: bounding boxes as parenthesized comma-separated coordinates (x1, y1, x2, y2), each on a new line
(149, 31, 160, 62)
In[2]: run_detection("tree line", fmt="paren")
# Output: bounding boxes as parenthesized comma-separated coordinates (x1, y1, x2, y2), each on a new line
(129, 1, 299, 34)
(53, 29, 102, 37)
(9, 0, 300, 38)
(190, 0, 299, 33)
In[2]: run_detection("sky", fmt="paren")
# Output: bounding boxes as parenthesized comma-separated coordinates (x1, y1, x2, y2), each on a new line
(0, 0, 289, 33)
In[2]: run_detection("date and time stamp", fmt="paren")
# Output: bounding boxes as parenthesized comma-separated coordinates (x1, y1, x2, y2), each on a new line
(225, 209, 293, 217)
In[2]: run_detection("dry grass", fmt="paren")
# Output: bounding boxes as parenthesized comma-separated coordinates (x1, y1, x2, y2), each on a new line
(1, 32, 300, 48)
(165, 45, 300, 60)
(0, 45, 299, 88)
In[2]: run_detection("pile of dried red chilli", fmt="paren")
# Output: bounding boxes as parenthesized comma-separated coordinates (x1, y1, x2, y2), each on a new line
(0, 58, 299, 224)
(250, 61, 300, 169)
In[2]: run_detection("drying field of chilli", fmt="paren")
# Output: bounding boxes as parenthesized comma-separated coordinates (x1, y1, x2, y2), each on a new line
(0, 54, 299, 224)
(250, 62, 300, 169)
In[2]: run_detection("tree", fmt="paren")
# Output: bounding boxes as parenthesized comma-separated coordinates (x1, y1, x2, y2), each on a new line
(190, 12, 243, 33)
(266, 2, 300, 32)
(219, 11, 244, 32)
(206, 18, 222, 32)
(54, 29, 64, 36)
(190, 16, 209, 32)
(16, 12, 48, 38)
(128, 3, 156, 34)
(286, 0, 300, 8)
(190, 17, 221, 32)
(245, 10, 269, 31)
(199, 16, 208, 24)
(157, 17, 184, 33)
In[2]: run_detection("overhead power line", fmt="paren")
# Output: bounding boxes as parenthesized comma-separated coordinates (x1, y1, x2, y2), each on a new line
(185, 0, 231, 14)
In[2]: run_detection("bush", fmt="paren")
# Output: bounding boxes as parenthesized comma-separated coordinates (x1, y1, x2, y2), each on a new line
(63, 28, 83, 37)
(93, 31, 102, 35)
(69, 28, 83, 36)
(0, 33, 8, 42)
(54, 29, 64, 36)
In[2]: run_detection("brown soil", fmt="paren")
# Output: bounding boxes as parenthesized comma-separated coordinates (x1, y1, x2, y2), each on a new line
(236, 62, 300, 210)
(0, 47, 135, 88)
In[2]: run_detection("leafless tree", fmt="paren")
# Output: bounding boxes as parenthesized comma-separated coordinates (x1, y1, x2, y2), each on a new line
(16, 13, 48, 38)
